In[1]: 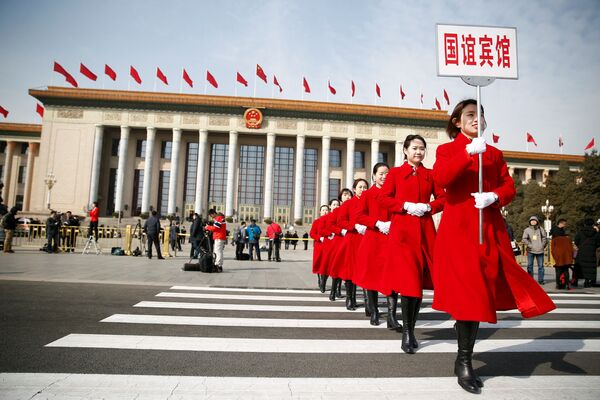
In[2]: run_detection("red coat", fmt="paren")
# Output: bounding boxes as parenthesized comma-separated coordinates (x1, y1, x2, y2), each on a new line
(432, 134, 556, 323)
(205, 215, 227, 240)
(89, 207, 99, 222)
(266, 222, 283, 239)
(317, 210, 341, 276)
(330, 196, 363, 281)
(353, 186, 391, 290)
(310, 217, 325, 274)
(378, 163, 445, 297)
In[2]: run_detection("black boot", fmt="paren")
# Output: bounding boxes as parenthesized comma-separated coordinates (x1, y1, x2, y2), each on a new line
(386, 292, 402, 330)
(367, 290, 380, 325)
(345, 281, 353, 310)
(400, 296, 415, 354)
(336, 279, 344, 298)
(454, 321, 482, 394)
(317, 274, 322, 290)
(350, 282, 358, 310)
(411, 298, 422, 348)
(320, 275, 329, 293)
(329, 278, 338, 301)
(363, 289, 371, 317)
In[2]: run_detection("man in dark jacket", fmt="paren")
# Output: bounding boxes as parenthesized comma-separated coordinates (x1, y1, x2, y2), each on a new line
(62, 211, 80, 252)
(575, 218, 600, 287)
(2, 206, 18, 253)
(189, 213, 203, 259)
(143, 210, 164, 259)
(46, 211, 61, 253)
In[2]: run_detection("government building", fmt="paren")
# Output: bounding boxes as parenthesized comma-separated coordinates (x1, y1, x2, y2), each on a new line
(0, 87, 585, 225)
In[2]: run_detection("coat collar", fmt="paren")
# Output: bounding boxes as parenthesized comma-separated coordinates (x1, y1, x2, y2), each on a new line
(399, 161, 428, 180)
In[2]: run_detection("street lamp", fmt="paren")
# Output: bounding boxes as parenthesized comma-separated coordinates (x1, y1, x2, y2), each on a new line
(541, 199, 554, 234)
(44, 172, 57, 210)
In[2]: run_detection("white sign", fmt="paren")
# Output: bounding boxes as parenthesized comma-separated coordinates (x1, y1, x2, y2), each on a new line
(436, 24, 518, 79)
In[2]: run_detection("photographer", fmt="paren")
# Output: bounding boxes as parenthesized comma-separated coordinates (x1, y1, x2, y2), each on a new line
(205, 209, 226, 272)
(87, 201, 99, 241)
(61, 211, 80, 252)
(46, 211, 61, 253)
(143, 210, 164, 260)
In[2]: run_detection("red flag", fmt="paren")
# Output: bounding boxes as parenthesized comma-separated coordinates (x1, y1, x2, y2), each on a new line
(53, 62, 78, 87)
(80, 63, 97, 81)
(156, 67, 168, 85)
(400, 85, 406, 100)
(236, 72, 248, 87)
(273, 75, 283, 92)
(443, 89, 450, 105)
(0, 105, 8, 118)
(375, 83, 381, 98)
(206, 70, 218, 88)
(492, 133, 500, 143)
(559, 135, 564, 148)
(351, 80, 355, 97)
(130, 66, 142, 84)
(526, 132, 538, 146)
(584, 138, 595, 151)
(183, 69, 193, 88)
(328, 80, 336, 95)
(36, 103, 44, 118)
(435, 97, 441, 110)
(303, 77, 310, 93)
(104, 64, 117, 81)
(256, 64, 267, 83)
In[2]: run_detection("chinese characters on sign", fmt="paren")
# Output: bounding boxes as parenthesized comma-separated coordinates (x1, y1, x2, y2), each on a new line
(437, 24, 518, 79)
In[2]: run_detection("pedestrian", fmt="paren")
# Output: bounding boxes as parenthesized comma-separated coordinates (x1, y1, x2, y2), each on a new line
(574, 218, 600, 287)
(284, 230, 291, 250)
(432, 99, 555, 394)
(379, 135, 446, 350)
(266, 220, 283, 262)
(354, 163, 391, 326)
(189, 213, 203, 259)
(310, 205, 330, 292)
(302, 232, 309, 250)
(522, 216, 548, 284)
(87, 201, 99, 241)
(169, 221, 180, 254)
(290, 231, 299, 250)
(324, 190, 353, 302)
(550, 218, 574, 289)
(1, 206, 18, 253)
(46, 211, 61, 253)
(247, 219, 262, 261)
(330, 180, 369, 311)
(317, 198, 342, 298)
(205, 210, 227, 272)
(143, 210, 164, 259)
(62, 211, 80, 252)
(234, 221, 247, 260)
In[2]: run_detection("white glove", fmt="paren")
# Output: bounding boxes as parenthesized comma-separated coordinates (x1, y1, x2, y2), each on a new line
(354, 224, 367, 235)
(466, 137, 487, 155)
(328, 233, 335, 240)
(471, 192, 498, 209)
(404, 202, 424, 217)
(340, 229, 348, 237)
(376, 220, 390, 235)
(415, 203, 430, 215)
(319, 237, 325, 243)
(384, 221, 391, 232)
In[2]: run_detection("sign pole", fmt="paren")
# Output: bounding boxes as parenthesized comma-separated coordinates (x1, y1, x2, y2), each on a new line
(476, 84, 483, 244)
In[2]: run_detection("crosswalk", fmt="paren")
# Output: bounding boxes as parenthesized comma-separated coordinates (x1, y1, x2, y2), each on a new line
(6, 285, 600, 399)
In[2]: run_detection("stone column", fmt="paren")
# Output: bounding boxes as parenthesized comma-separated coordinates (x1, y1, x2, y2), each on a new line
(508, 166, 515, 178)
(543, 168, 550, 185)
(293, 135, 305, 223)
(395, 140, 404, 167)
(88, 125, 104, 206)
(225, 130, 238, 218)
(320, 136, 331, 206)
(525, 168, 533, 183)
(345, 137, 355, 188)
(1, 141, 16, 201)
(167, 128, 182, 215)
(371, 139, 380, 172)
(141, 127, 156, 213)
(114, 125, 130, 213)
(194, 129, 208, 215)
(22, 142, 38, 211)
(263, 132, 276, 220)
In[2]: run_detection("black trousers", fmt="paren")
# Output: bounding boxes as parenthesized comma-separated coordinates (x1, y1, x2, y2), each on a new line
(268, 239, 281, 261)
(88, 221, 98, 241)
(147, 234, 162, 258)
(235, 242, 245, 259)
(555, 265, 570, 288)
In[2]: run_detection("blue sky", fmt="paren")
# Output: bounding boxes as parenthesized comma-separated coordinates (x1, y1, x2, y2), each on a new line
(1, 0, 598, 154)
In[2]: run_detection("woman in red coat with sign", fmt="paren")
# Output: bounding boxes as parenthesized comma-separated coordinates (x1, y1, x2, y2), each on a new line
(353, 163, 396, 327)
(433, 99, 556, 394)
(310, 204, 330, 292)
(379, 135, 445, 351)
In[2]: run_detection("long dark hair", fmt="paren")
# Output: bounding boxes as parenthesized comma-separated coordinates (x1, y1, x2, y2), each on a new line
(446, 99, 485, 139)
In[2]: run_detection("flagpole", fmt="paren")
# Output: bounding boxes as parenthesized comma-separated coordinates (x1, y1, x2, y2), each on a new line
(253, 70, 257, 98)
(235, 83, 238, 97)
(204, 81, 207, 95)
(179, 67, 183, 94)
(301, 78, 304, 101)
(153, 71, 157, 92)
(326, 79, 330, 102)
(128, 73, 131, 91)
(271, 83, 274, 99)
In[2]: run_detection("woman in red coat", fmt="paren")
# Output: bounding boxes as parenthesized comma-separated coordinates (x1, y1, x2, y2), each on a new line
(354, 163, 397, 327)
(379, 135, 445, 351)
(330, 179, 369, 310)
(432, 99, 556, 394)
(325, 189, 353, 301)
(317, 198, 342, 299)
(310, 204, 330, 292)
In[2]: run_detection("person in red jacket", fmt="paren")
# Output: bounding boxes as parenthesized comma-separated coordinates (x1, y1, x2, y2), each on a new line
(205, 209, 227, 272)
(87, 201, 99, 241)
(330, 179, 369, 310)
(325, 189, 353, 301)
(310, 204, 330, 292)
(266, 220, 283, 262)
(354, 162, 397, 327)
(318, 197, 344, 300)
(379, 135, 446, 353)
(432, 99, 556, 394)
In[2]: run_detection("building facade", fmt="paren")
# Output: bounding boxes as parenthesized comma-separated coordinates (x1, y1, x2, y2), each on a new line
(0, 87, 584, 225)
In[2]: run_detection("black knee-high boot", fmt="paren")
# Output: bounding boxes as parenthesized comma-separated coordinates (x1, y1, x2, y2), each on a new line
(411, 297, 422, 348)
(345, 281, 354, 310)
(317, 274, 322, 290)
(350, 282, 358, 310)
(454, 321, 482, 394)
(400, 296, 416, 354)
(336, 278, 344, 298)
(363, 288, 371, 317)
(329, 278, 338, 301)
(320, 275, 329, 293)
(367, 290, 380, 325)
(386, 292, 402, 330)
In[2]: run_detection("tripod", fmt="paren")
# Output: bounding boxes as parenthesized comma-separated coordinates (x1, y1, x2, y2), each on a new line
(82, 235, 101, 255)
